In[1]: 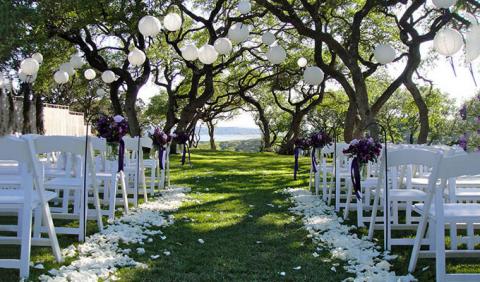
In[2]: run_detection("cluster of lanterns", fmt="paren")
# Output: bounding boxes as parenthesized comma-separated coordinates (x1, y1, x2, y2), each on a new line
(18, 53, 43, 83)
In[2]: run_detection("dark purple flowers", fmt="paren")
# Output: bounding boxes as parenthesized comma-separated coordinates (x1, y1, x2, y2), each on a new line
(460, 104, 467, 120)
(458, 133, 468, 151)
(294, 137, 311, 150)
(149, 128, 170, 148)
(343, 137, 382, 164)
(309, 130, 332, 149)
(94, 115, 129, 142)
(174, 131, 189, 144)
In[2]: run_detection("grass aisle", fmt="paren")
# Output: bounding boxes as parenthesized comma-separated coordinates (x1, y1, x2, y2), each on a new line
(117, 150, 349, 281)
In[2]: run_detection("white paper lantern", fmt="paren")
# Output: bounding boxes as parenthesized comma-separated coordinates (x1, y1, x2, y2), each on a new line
(433, 28, 463, 56)
(138, 15, 162, 37)
(101, 70, 116, 84)
(297, 57, 308, 68)
(303, 66, 324, 85)
(60, 62, 75, 76)
(432, 0, 457, 9)
(18, 69, 28, 82)
(84, 68, 96, 80)
(128, 47, 146, 66)
(70, 55, 84, 69)
(96, 88, 107, 96)
(228, 23, 250, 44)
(214, 38, 232, 55)
(54, 71, 69, 84)
(266, 45, 286, 65)
(261, 31, 276, 46)
(198, 44, 219, 65)
(238, 0, 251, 14)
(163, 13, 182, 32)
(32, 53, 43, 64)
(182, 44, 198, 61)
(20, 58, 39, 75)
(373, 44, 396, 64)
(466, 25, 480, 62)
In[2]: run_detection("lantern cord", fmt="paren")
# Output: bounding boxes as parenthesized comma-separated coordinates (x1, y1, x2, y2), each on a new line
(469, 63, 477, 87)
(449, 57, 457, 77)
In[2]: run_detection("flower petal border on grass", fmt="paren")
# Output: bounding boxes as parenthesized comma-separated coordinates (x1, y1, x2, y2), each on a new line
(39, 187, 190, 282)
(285, 188, 416, 282)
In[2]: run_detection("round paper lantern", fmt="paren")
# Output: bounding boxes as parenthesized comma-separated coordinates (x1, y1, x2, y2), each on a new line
(96, 88, 107, 96)
(128, 47, 146, 66)
(214, 38, 232, 55)
(261, 31, 276, 45)
(20, 58, 39, 75)
(70, 55, 84, 69)
(373, 44, 396, 64)
(433, 28, 463, 56)
(163, 13, 182, 32)
(101, 70, 116, 84)
(84, 68, 96, 80)
(54, 71, 69, 84)
(138, 15, 162, 37)
(181, 44, 198, 61)
(432, 0, 457, 9)
(297, 57, 308, 68)
(266, 45, 286, 65)
(18, 69, 29, 82)
(32, 53, 43, 64)
(60, 62, 75, 76)
(198, 44, 218, 65)
(228, 23, 250, 44)
(238, 0, 251, 14)
(466, 25, 480, 62)
(303, 66, 324, 85)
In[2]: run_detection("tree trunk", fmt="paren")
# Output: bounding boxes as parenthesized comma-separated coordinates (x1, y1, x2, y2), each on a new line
(163, 90, 177, 133)
(206, 120, 216, 151)
(35, 92, 45, 134)
(278, 113, 303, 155)
(21, 83, 31, 134)
(109, 79, 123, 116)
(404, 80, 429, 144)
(124, 84, 141, 136)
(343, 103, 357, 142)
(7, 90, 16, 133)
(238, 93, 273, 151)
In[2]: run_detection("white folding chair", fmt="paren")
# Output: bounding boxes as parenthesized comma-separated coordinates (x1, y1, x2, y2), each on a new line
(368, 147, 442, 250)
(27, 135, 103, 242)
(123, 136, 148, 206)
(90, 136, 129, 220)
(0, 136, 63, 278)
(333, 143, 352, 212)
(409, 152, 480, 281)
(140, 137, 157, 196)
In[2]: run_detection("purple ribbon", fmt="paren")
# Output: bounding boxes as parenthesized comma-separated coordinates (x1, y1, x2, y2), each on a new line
(118, 139, 125, 172)
(294, 147, 299, 180)
(311, 147, 317, 173)
(158, 146, 164, 170)
(350, 157, 362, 200)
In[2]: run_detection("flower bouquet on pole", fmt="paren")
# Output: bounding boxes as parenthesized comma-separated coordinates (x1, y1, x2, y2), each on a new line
(149, 128, 172, 189)
(173, 131, 191, 166)
(293, 138, 311, 180)
(308, 131, 332, 192)
(343, 137, 382, 199)
(94, 114, 129, 172)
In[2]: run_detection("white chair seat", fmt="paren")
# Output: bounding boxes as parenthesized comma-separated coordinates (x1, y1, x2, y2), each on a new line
(413, 203, 480, 222)
(0, 190, 57, 205)
(456, 177, 480, 187)
(362, 177, 377, 188)
(44, 177, 82, 188)
(455, 188, 480, 198)
(411, 177, 429, 186)
(0, 175, 21, 186)
(143, 159, 157, 168)
(372, 188, 426, 200)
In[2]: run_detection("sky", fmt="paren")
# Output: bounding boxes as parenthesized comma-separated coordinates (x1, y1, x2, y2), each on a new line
(138, 40, 480, 129)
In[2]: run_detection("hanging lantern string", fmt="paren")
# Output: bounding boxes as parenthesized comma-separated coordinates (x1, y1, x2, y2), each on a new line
(449, 56, 457, 77)
(469, 63, 477, 87)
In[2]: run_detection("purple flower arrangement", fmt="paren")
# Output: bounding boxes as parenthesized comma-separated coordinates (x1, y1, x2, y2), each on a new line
(294, 137, 311, 150)
(95, 115, 129, 143)
(94, 115, 129, 172)
(173, 131, 190, 165)
(343, 137, 382, 199)
(309, 131, 332, 148)
(149, 128, 171, 170)
(343, 137, 382, 164)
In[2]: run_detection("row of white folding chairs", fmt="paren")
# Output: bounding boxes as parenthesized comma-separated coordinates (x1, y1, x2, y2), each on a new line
(345, 146, 480, 281)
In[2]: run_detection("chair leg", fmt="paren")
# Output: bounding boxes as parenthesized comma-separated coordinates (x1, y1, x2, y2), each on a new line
(142, 171, 148, 202)
(408, 194, 433, 273)
(356, 193, 364, 227)
(322, 170, 327, 201)
(119, 171, 129, 214)
(19, 206, 33, 279)
(150, 166, 156, 196)
(41, 201, 63, 263)
(108, 176, 118, 221)
(314, 171, 320, 196)
(449, 223, 457, 250)
(33, 207, 42, 238)
(344, 181, 352, 220)
(368, 190, 380, 240)
(335, 175, 340, 212)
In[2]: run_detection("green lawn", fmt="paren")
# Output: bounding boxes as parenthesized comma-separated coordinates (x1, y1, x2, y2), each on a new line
(1, 150, 479, 281)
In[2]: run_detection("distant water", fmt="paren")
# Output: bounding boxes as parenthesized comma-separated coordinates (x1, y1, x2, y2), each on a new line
(199, 134, 260, 141)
